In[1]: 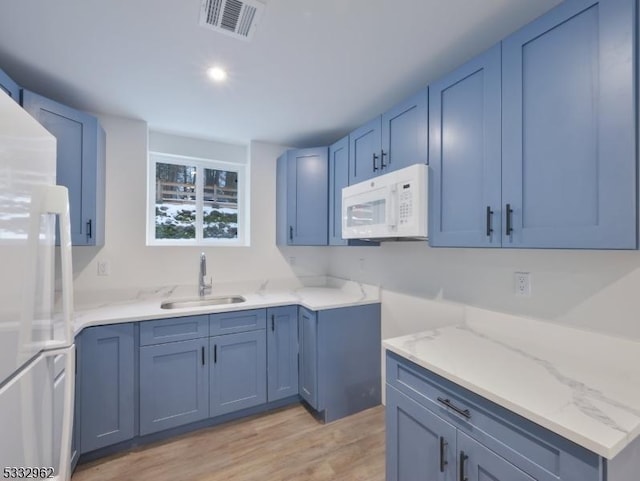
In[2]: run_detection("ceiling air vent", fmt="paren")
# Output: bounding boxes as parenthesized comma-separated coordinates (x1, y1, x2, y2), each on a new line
(199, 0, 265, 41)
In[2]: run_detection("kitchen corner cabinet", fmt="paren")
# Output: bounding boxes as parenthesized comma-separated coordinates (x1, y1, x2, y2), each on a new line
(267, 306, 299, 401)
(349, 90, 428, 185)
(429, 44, 502, 248)
(501, 0, 636, 249)
(276, 147, 329, 246)
(21, 90, 105, 246)
(298, 304, 381, 423)
(77, 324, 135, 454)
(386, 352, 605, 481)
(0, 68, 20, 102)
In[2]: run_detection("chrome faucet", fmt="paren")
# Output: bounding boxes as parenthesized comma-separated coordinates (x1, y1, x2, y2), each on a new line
(198, 252, 212, 297)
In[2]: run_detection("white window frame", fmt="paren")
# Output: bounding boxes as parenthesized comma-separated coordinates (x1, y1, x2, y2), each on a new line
(147, 151, 249, 246)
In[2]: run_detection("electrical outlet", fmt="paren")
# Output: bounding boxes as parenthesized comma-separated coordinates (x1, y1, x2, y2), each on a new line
(288, 256, 296, 266)
(514, 272, 531, 297)
(97, 260, 111, 276)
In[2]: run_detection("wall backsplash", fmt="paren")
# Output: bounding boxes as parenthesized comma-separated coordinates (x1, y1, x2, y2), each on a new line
(328, 242, 640, 341)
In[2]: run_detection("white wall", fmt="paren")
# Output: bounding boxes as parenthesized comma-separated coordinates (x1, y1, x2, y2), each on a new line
(71, 115, 329, 294)
(328, 243, 640, 341)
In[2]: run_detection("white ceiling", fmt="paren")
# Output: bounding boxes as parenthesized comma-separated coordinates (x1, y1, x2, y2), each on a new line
(0, 0, 562, 148)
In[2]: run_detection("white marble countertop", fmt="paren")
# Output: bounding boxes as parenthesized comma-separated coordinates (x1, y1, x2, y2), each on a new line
(72, 276, 379, 334)
(383, 307, 640, 460)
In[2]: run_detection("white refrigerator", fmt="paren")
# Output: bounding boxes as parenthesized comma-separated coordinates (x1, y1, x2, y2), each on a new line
(0, 90, 75, 480)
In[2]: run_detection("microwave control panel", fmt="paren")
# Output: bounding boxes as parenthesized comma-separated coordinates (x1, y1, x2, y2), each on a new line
(399, 182, 413, 225)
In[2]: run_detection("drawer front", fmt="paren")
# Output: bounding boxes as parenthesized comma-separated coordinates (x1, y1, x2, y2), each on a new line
(209, 309, 266, 336)
(386, 352, 601, 481)
(140, 316, 209, 346)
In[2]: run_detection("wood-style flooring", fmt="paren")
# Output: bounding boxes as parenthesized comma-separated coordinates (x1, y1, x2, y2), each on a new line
(72, 405, 385, 481)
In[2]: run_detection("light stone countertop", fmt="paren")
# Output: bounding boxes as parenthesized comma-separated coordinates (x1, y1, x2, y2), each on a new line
(72, 276, 380, 334)
(383, 307, 640, 460)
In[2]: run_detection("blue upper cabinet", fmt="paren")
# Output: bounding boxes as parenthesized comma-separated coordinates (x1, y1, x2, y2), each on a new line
(429, 45, 502, 248)
(502, 0, 637, 249)
(278, 147, 328, 246)
(328, 136, 350, 246)
(0, 68, 20, 103)
(349, 91, 429, 185)
(349, 117, 382, 184)
(22, 91, 105, 246)
(381, 88, 429, 174)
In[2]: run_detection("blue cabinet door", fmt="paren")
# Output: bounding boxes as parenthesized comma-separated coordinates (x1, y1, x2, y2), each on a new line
(210, 330, 267, 417)
(329, 136, 349, 245)
(276, 151, 288, 246)
(386, 386, 457, 481)
(139, 338, 209, 435)
(349, 117, 382, 184)
(458, 431, 535, 481)
(78, 324, 135, 454)
(429, 45, 502, 247)
(298, 307, 318, 409)
(502, 0, 636, 249)
(21, 90, 105, 246)
(266, 306, 298, 402)
(0, 68, 20, 102)
(381, 88, 429, 174)
(286, 147, 329, 245)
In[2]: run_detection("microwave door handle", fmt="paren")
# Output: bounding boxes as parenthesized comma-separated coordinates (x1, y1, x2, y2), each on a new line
(388, 186, 398, 229)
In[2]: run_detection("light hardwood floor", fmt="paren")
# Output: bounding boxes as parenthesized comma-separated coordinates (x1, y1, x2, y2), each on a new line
(72, 405, 386, 481)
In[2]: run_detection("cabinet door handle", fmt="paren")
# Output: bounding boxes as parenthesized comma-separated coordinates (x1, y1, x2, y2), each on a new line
(271, 314, 275, 331)
(459, 451, 468, 481)
(214, 344, 217, 363)
(505, 203, 514, 236)
(201, 346, 205, 366)
(372, 153, 379, 172)
(437, 397, 471, 419)
(439, 436, 448, 473)
(86, 219, 92, 240)
(380, 149, 387, 169)
(486, 206, 493, 237)
(289, 225, 293, 241)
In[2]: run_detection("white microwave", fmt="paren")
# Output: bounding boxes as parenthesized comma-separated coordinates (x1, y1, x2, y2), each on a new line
(342, 164, 428, 240)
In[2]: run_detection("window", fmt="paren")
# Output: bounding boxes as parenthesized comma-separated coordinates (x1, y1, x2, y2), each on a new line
(147, 152, 248, 246)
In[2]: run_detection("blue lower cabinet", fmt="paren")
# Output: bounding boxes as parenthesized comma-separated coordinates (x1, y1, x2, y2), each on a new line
(386, 353, 602, 481)
(458, 431, 535, 481)
(78, 324, 135, 454)
(299, 304, 381, 422)
(210, 330, 267, 417)
(298, 307, 318, 409)
(267, 306, 299, 402)
(139, 338, 209, 435)
(386, 386, 456, 481)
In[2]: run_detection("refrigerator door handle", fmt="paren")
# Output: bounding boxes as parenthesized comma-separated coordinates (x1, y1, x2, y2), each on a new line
(28, 185, 74, 348)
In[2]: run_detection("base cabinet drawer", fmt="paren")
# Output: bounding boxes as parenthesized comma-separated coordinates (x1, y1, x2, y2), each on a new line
(139, 338, 209, 435)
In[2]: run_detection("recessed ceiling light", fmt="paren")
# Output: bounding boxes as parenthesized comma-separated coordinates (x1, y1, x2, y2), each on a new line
(207, 66, 228, 83)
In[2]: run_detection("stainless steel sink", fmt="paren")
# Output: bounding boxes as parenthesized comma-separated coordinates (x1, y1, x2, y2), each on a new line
(160, 296, 246, 310)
